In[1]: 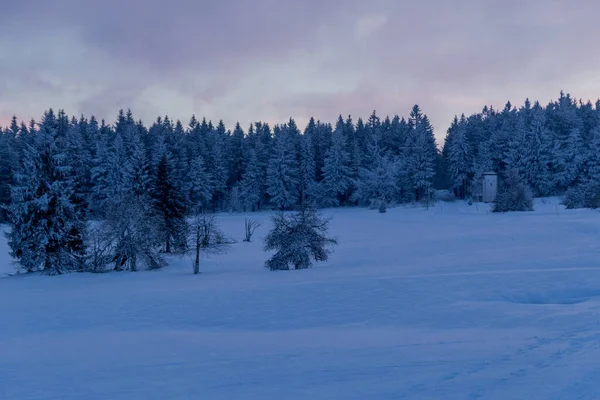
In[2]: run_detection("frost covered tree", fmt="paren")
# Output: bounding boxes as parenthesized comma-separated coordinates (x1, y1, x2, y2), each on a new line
(187, 154, 213, 212)
(264, 206, 337, 271)
(352, 137, 399, 212)
(554, 128, 586, 190)
(446, 116, 473, 199)
(563, 125, 600, 209)
(5, 110, 86, 274)
(492, 168, 534, 213)
(189, 211, 231, 274)
(321, 123, 353, 206)
(266, 131, 299, 209)
(151, 152, 188, 253)
(522, 105, 555, 196)
(406, 105, 438, 202)
(99, 121, 165, 272)
(0, 128, 16, 222)
(209, 135, 229, 210)
(298, 133, 319, 206)
(239, 148, 264, 211)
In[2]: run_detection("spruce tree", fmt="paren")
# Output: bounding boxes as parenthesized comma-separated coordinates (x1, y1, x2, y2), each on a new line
(264, 206, 337, 271)
(6, 111, 85, 274)
(298, 133, 318, 206)
(352, 137, 399, 212)
(0, 130, 15, 222)
(152, 152, 188, 253)
(239, 148, 264, 211)
(321, 123, 352, 206)
(406, 105, 438, 201)
(187, 154, 213, 212)
(447, 116, 473, 199)
(266, 131, 299, 210)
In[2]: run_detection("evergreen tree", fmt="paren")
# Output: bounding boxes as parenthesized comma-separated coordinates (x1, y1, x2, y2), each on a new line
(0, 130, 15, 222)
(187, 154, 213, 212)
(352, 137, 399, 212)
(239, 148, 264, 211)
(298, 133, 318, 206)
(446, 116, 473, 199)
(406, 105, 438, 201)
(321, 123, 352, 206)
(264, 206, 337, 271)
(266, 130, 299, 209)
(209, 134, 228, 210)
(152, 152, 188, 253)
(5, 111, 85, 274)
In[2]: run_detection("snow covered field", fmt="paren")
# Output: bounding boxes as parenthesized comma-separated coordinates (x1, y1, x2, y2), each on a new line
(2, 198, 600, 399)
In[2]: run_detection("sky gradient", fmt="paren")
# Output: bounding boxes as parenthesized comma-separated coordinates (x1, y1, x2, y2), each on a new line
(1, 0, 600, 144)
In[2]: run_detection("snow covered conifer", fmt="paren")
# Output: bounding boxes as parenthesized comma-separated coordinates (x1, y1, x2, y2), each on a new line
(0, 128, 16, 222)
(352, 137, 399, 212)
(266, 130, 299, 209)
(298, 133, 318, 206)
(152, 152, 188, 253)
(6, 111, 85, 274)
(100, 120, 165, 272)
(239, 148, 264, 211)
(492, 168, 534, 213)
(406, 105, 438, 202)
(264, 206, 337, 271)
(187, 154, 213, 212)
(446, 116, 473, 199)
(321, 123, 353, 206)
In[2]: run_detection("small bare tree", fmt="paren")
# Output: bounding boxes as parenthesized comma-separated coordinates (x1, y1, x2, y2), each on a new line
(243, 218, 261, 242)
(84, 224, 113, 273)
(189, 211, 233, 274)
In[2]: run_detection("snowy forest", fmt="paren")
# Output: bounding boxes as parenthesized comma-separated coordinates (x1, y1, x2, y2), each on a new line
(1, 91, 600, 274)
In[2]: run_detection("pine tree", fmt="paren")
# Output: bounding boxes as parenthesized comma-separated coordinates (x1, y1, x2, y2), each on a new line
(0, 129, 15, 222)
(99, 118, 164, 272)
(406, 105, 438, 202)
(352, 137, 399, 212)
(298, 133, 318, 206)
(264, 206, 337, 271)
(266, 131, 299, 210)
(321, 124, 352, 206)
(5, 111, 85, 274)
(239, 148, 264, 211)
(209, 135, 228, 210)
(447, 116, 473, 199)
(187, 154, 213, 212)
(152, 152, 188, 253)
(524, 105, 555, 196)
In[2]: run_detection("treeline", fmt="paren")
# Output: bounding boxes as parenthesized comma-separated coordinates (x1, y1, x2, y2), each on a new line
(0, 105, 439, 274)
(443, 91, 600, 207)
(2, 91, 600, 274)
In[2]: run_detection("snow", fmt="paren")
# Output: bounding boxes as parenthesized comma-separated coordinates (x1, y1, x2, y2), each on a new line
(2, 198, 600, 399)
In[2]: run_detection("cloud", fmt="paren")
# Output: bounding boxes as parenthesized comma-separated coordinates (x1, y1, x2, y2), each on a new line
(1, 0, 600, 143)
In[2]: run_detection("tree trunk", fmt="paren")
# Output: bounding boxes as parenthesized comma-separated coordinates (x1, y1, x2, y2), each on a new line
(193, 228, 200, 274)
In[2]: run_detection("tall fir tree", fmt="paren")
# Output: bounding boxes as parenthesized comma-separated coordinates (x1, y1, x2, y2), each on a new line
(321, 121, 353, 206)
(6, 110, 86, 274)
(151, 152, 188, 253)
(267, 129, 299, 210)
(406, 105, 438, 201)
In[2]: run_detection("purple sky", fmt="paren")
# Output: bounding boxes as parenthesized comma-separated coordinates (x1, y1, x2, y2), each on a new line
(1, 0, 599, 143)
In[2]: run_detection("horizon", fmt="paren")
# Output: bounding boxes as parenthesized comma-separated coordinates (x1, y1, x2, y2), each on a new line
(1, 91, 598, 147)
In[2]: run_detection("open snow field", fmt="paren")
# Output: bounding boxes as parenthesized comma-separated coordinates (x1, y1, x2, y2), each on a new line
(2, 198, 600, 399)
